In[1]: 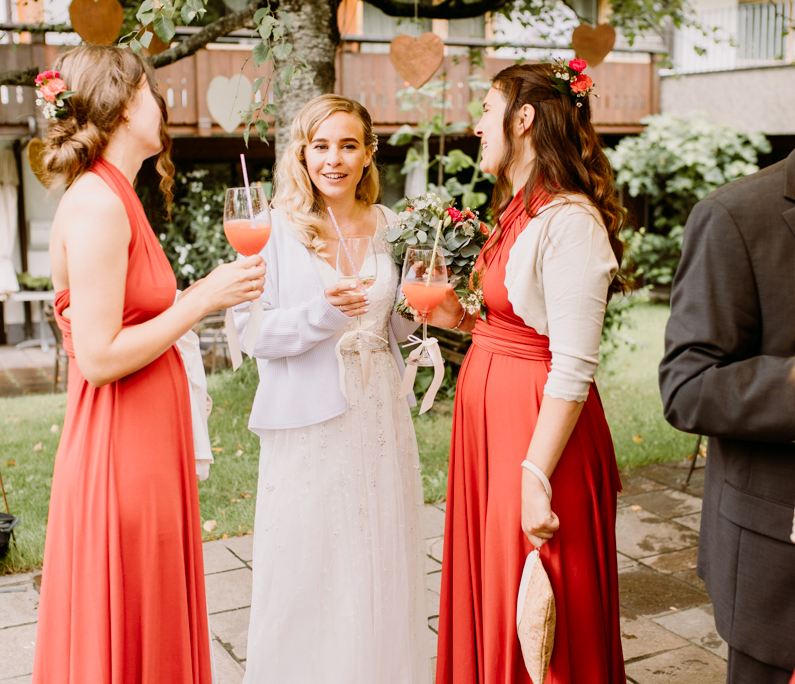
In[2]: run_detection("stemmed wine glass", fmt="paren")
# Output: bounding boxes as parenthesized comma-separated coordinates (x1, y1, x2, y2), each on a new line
(223, 186, 271, 256)
(401, 246, 448, 367)
(336, 235, 378, 349)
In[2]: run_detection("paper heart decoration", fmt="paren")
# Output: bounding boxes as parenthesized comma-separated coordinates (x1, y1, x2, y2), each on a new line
(571, 24, 616, 68)
(26, 139, 47, 186)
(68, 0, 124, 46)
(206, 75, 253, 134)
(389, 32, 444, 89)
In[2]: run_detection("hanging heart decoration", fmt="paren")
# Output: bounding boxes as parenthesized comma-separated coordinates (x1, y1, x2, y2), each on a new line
(389, 32, 444, 89)
(26, 139, 47, 186)
(571, 24, 616, 68)
(68, 0, 124, 46)
(206, 75, 253, 134)
(143, 24, 170, 56)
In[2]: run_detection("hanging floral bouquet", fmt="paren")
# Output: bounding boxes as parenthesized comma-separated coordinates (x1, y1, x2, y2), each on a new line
(385, 192, 490, 322)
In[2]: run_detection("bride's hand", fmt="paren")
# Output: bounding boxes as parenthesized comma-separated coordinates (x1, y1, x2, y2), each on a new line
(423, 284, 464, 328)
(325, 282, 368, 318)
(521, 468, 559, 548)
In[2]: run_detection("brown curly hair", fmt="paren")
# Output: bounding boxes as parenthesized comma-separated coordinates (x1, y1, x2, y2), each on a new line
(487, 63, 627, 298)
(41, 45, 175, 216)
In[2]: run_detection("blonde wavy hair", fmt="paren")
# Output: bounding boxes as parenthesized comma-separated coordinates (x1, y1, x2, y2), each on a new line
(41, 44, 175, 216)
(272, 94, 379, 254)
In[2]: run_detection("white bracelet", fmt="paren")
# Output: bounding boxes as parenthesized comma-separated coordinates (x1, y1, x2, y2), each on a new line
(521, 460, 552, 501)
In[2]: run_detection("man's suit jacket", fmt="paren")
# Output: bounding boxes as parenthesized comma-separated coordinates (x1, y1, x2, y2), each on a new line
(659, 149, 795, 669)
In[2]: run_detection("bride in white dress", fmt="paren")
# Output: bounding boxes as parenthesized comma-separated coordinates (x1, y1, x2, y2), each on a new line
(234, 95, 429, 684)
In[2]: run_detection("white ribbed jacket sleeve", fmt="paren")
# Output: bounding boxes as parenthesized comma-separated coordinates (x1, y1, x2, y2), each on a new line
(234, 295, 350, 360)
(541, 210, 616, 402)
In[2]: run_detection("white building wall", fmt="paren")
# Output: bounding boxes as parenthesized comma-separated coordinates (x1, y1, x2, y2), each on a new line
(661, 65, 795, 135)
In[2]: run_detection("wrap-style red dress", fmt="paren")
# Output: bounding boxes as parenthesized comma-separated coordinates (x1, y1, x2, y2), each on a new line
(436, 189, 625, 683)
(32, 159, 212, 684)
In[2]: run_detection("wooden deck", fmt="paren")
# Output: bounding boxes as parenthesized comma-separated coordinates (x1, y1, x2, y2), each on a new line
(1, 44, 658, 137)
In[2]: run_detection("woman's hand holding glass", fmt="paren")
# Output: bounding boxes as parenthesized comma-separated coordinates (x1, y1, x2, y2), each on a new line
(325, 281, 369, 317)
(188, 255, 266, 315)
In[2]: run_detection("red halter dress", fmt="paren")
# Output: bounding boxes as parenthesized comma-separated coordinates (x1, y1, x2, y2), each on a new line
(436, 188, 625, 684)
(32, 159, 212, 684)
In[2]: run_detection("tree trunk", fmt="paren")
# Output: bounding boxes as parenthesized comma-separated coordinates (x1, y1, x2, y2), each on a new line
(274, 0, 339, 159)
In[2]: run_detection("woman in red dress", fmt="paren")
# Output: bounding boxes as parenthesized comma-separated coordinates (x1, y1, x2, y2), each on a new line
(429, 63, 627, 683)
(32, 46, 265, 684)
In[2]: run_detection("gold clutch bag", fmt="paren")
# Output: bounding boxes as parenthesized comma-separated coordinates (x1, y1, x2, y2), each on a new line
(517, 460, 556, 683)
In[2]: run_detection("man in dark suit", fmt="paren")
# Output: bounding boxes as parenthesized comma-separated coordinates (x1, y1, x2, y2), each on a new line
(659, 148, 795, 683)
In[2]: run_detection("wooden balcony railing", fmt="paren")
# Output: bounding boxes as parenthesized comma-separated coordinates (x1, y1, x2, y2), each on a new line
(0, 44, 659, 136)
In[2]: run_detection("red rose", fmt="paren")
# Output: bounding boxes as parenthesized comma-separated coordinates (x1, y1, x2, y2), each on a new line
(406, 207, 415, 212)
(569, 59, 587, 73)
(464, 208, 476, 220)
(570, 74, 593, 94)
(479, 222, 489, 236)
(447, 207, 464, 223)
(40, 78, 66, 103)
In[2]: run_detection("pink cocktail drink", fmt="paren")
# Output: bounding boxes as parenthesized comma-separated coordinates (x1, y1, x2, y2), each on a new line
(402, 282, 447, 315)
(223, 219, 271, 256)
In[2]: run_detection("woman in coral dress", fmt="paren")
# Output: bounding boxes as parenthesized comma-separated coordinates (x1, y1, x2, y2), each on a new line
(428, 62, 627, 683)
(32, 46, 265, 684)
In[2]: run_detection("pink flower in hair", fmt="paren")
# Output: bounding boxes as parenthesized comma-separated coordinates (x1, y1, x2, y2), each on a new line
(570, 74, 593, 94)
(40, 78, 66, 103)
(568, 59, 587, 73)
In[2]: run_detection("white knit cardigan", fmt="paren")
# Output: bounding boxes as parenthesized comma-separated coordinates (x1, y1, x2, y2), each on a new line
(234, 206, 417, 431)
(503, 194, 619, 402)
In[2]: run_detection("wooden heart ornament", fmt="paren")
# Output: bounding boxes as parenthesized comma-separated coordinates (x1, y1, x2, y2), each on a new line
(389, 33, 444, 89)
(571, 24, 616, 68)
(26, 139, 47, 186)
(69, 0, 124, 46)
(206, 75, 253, 134)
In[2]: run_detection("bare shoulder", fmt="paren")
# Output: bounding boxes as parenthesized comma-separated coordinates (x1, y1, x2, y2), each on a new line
(55, 172, 130, 242)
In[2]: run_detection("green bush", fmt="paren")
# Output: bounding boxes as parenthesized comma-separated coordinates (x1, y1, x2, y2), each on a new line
(608, 113, 770, 286)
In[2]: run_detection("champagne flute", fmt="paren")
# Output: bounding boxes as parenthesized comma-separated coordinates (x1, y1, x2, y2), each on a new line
(223, 186, 271, 256)
(336, 235, 378, 349)
(401, 246, 448, 367)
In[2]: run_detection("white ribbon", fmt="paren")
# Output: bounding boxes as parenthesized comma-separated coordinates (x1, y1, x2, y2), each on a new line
(335, 320, 389, 400)
(224, 298, 263, 372)
(399, 334, 445, 415)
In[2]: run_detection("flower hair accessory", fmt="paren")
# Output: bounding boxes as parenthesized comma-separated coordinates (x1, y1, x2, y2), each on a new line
(34, 70, 75, 120)
(550, 59, 595, 108)
(371, 133, 379, 153)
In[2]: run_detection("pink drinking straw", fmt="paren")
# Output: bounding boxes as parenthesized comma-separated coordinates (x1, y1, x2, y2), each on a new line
(239, 153, 256, 226)
(327, 206, 361, 281)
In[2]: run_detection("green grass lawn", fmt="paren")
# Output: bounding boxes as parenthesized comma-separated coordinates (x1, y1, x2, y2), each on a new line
(0, 303, 693, 574)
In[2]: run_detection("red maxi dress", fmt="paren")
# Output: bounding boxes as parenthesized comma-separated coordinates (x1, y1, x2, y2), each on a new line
(436, 189, 625, 684)
(32, 159, 213, 684)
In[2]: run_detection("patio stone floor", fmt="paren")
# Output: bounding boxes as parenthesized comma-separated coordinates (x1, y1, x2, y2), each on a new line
(0, 457, 726, 684)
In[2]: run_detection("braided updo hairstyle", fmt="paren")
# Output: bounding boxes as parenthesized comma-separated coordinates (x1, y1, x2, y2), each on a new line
(487, 63, 627, 298)
(41, 44, 174, 214)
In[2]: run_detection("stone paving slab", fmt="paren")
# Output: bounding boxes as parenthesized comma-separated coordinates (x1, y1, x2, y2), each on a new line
(427, 536, 443, 564)
(0, 623, 37, 680)
(654, 604, 728, 660)
(619, 565, 710, 617)
(620, 607, 690, 661)
(674, 512, 702, 532)
(0, 346, 54, 371)
(639, 546, 699, 575)
(210, 607, 250, 662)
(618, 472, 668, 499)
(204, 569, 253, 615)
(622, 489, 703, 519)
(203, 540, 247, 575)
(625, 644, 727, 684)
(221, 534, 254, 563)
(421, 504, 447, 539)
(0, 676, 33, 684)
(616, 506, 699, 559)
(0, 586, 38, 629)
(213, 640, 244, 684)
(634, 462, 705, 498)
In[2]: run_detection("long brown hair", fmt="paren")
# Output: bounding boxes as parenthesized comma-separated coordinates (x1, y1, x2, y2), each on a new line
(41, 45, 175, 216)
(487, 63, 627, 298)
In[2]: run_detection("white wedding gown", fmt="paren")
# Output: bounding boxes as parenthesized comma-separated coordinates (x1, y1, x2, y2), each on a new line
(243, 237, 430, 684)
